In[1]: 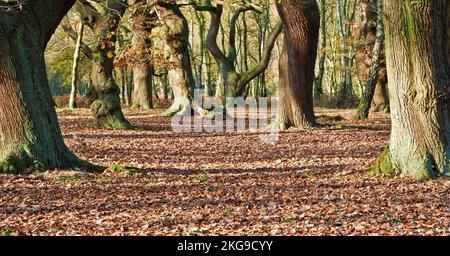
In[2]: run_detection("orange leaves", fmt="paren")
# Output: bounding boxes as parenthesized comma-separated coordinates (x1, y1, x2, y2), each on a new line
(0, 108, 448, 235)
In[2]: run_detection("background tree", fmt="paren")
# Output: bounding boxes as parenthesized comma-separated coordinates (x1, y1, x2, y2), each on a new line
(200, 0, 282, 98)
(75, 0, 131, 129)
(314, 0, 327, 100)
(69, 21, 85, 109)
(129, 0, 156, 109)
(355, 0, 384, 119)
(155, 1, 199, 116)
(274, 0, 320, 129)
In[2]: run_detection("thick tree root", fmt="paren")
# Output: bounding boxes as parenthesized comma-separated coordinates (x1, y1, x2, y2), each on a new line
(0, 155, 25, 174)
(164, 99, 212, 118)
(131, 103, 152, 110)
(354, 110, 369, 120)
(164, 103, 188, 117)
(267, 120, 288, 131)
(94, 115, 132, 129)
(268, 118, 318, 131)
(372, 103, 390, 113)
(369, 146, 446, 180)
(0, 147, 103, 174)
(369, 146, 395, 177)
(91, 96, 132, 129)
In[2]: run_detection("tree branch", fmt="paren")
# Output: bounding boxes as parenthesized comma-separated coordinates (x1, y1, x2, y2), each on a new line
(237, 21, 283, 94)
(61, 19, 93, 60)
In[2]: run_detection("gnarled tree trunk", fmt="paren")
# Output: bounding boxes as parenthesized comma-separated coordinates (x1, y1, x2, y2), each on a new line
(156, 2, 213, 117)
(371, 0, 450, 180)
(75, 0, 131, 129)
(201, 1, 282, 98)
(156, 2, 196, 116)
(274, 0, 320, 129)
(130, 0, 155, 109)
(0, 0, 87, 173)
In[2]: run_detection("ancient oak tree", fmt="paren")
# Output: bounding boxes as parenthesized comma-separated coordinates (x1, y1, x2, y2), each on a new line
(371, 0, 450, 180)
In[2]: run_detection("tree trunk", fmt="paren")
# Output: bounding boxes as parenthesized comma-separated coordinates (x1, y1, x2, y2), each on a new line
(336, 0, 354, 102)
(129, 2, 155, 110)
(0, 0, 88, 173)
(355, 0, 384, 120)
(203, 3, 282, 98)
(357, 0, 389, 114)
(314, 0, 326, 100)
(132, 64, 154, 109)
(274, 0, 320, 129)
(156, 3, 195, 116)
(69, 22, 84, 109)
(371, 68, 389, 112)
(156, 2, 209, 117)
(90, 40, 131, 128)
(75, 0, 131, 129)
(371, 0, 450, 180)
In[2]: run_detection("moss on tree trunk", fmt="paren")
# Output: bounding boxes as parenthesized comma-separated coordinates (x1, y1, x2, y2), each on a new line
(76, 0, 131, 129)
(0, 0, 93, 173)
(376, 0, 450, 180)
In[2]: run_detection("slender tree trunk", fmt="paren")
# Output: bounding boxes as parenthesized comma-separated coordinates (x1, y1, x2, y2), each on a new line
(371, 0, 450, 180)
(153, 76, 161, 102)
(314, 0, 326, 100)
(126, 68, 132, 106)
(162, 72, 170, 100)
(69, 22, 84, 109)
(274, 0, 320, 129)
(118, 67, 126, 105)
(355, 0, 384, 119)
(336, 0, 352, 101)
(0, 0, 89, 173)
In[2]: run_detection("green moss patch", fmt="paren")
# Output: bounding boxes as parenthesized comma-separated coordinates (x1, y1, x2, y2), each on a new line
(369, 146, 395, 177)
(0, 155, 25, 174)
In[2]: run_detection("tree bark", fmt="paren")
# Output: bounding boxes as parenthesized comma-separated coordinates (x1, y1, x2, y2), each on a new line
(132, 64, 153, 109)
(355, 0, 384, 120)
(156, 2, 211, 117)
(371, 68, 389, 112)
(314, 0, 326, 100)
(75, 0, 131, 129)
(69, 22, 84, 110)
(156, 2, 196, 116)
(336, 0, 354, 102)
(0, 0, 88, 173)
(130, 1, 155, 109)
(274, 0, 320, 129)
(357, 0, 389, 115)
(371, 0, 450, 180)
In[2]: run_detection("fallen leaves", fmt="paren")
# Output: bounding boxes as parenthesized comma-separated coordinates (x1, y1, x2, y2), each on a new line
(0, 108, 448, 236)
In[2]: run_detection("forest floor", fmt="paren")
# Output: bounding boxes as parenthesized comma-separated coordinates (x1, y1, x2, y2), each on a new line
(0, 107, 448, 236)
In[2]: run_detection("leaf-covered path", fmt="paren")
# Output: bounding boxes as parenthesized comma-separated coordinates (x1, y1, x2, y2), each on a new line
(0, 108, 448, 235)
